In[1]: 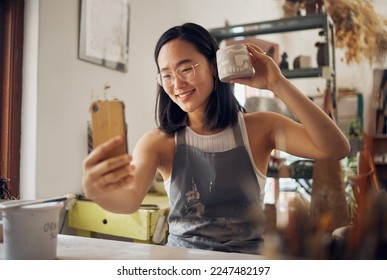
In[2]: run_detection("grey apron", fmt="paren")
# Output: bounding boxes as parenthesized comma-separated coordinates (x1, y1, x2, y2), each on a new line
(167, 122, 266, 254)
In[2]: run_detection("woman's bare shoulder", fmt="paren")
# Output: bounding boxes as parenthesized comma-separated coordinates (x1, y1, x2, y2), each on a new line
(137, 128, 174, 147)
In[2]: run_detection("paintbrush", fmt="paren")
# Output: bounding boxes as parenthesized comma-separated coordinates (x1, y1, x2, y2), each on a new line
(0, 193, 76, 210)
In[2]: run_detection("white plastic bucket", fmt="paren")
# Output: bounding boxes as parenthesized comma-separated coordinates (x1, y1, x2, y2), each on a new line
(1, 201, 63, 260)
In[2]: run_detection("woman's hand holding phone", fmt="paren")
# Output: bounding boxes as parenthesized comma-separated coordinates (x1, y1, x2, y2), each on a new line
(82, 100, 133, 200)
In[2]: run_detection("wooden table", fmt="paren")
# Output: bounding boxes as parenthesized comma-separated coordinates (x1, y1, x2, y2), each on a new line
(0, 234, 264, 260)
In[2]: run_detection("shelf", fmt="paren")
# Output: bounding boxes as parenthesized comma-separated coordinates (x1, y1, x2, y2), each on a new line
(373, 134, 387, 139)
(282, 66, 333, 79)
(209, 12, 337, 120)
(370, 135, 387, 190)
(209, 13, 333, 42)
(372, 136, 387, 155)
(209, 13, 335, 81)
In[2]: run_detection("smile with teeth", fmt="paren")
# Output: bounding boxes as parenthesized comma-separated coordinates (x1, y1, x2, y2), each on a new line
(177, 89, 195, 99)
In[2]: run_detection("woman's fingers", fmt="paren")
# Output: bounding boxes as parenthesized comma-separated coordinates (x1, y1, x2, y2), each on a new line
(245, 43, 267, 57)
(83, 136, 133, 183)
(86, 153, 132, 182)
(85, 135, 126, 167)
(229, 44, 268, 86)
(82, 152, 134, 198)
(100, 162, 135, 186)
(92, 172, 133, 195)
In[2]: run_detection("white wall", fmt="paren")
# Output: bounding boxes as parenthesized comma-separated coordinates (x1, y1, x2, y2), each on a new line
(20, 0, 39, 199)
(20, 0, 387, 199)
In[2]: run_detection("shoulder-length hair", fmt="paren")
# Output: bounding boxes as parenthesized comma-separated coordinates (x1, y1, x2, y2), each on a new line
(154, 22, 244, 135)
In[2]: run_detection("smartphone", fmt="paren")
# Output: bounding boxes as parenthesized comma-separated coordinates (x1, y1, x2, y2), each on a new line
(90, 99, 128, 158)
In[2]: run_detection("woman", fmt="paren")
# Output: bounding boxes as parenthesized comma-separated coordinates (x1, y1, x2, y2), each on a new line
(82, 23, 350, 254)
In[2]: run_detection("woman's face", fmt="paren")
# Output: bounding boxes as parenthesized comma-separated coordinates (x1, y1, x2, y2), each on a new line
(157, 39, 215, 114)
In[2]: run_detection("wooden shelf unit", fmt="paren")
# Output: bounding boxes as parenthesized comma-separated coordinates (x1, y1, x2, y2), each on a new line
(209, 13, 337, 119)
(372, 134, 387, 190)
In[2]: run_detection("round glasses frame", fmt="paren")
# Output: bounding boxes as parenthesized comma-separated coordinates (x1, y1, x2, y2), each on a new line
(156, 58, 208, 88)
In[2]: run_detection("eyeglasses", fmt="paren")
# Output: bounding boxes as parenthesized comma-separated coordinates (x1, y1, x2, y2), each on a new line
(156, 58, 208, 88)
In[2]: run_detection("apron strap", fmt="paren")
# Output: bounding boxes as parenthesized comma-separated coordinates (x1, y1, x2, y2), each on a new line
(176, 127, 186, 145)
(232, 121, 244, 147)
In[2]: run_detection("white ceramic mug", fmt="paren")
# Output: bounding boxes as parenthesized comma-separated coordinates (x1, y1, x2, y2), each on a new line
(216, 44, 254, 83)
(0, 201, 63, 260)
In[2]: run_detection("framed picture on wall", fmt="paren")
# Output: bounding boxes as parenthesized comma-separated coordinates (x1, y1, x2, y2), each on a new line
(78, 0, 130, 72)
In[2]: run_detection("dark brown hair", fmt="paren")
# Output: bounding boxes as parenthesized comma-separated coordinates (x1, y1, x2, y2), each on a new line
(154, 23, 244, 134)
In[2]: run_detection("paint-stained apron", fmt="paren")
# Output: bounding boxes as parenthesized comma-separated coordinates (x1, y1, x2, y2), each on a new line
(167, 123, 265, 254)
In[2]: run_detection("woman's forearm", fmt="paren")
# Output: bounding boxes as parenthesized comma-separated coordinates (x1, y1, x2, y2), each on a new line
(86, 186, 142, 214)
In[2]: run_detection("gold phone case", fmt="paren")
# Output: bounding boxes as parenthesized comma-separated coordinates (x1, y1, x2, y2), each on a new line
(90, 100, 128, 158)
